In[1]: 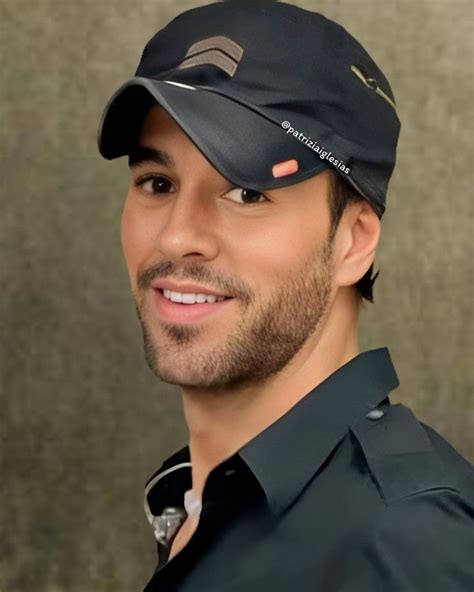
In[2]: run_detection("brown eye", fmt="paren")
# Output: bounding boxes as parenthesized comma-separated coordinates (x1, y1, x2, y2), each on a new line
(136, 175, 176, 195)
(225, 187, 266, 205)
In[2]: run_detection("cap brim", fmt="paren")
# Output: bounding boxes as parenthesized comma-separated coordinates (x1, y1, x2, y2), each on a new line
(97, 77, 331, 191)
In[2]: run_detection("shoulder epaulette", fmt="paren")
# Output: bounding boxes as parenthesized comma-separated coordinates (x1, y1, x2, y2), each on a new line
(350, 403, 462, 505)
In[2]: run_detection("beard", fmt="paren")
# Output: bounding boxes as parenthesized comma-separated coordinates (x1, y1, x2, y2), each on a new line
(133, 234, 334, 395)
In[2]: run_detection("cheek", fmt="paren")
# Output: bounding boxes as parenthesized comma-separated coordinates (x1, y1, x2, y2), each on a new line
(120, 200, 134, 266)
(120, 198, 155, 280)
(237, 220, 312, 285)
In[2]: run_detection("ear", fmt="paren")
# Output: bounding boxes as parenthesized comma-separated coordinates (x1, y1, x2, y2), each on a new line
(333, 201, 381, 289)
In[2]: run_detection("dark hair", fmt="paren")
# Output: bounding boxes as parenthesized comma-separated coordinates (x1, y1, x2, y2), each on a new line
(327, 172, 380, 304)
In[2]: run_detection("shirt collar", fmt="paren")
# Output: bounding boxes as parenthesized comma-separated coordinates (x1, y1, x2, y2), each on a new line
(238, 346, 399, 516)
(145, 347, 400, 521)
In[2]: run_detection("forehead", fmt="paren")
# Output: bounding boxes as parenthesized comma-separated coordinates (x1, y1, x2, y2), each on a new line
(138, 103, 192, 147)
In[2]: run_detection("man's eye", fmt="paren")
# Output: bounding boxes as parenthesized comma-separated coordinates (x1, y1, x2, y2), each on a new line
(135, 175, 176, 195)
(225, 187, 267, 205)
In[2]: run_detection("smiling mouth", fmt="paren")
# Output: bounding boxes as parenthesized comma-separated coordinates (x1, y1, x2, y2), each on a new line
(152, 287, 236, 324)
(155, 288, 234, 304)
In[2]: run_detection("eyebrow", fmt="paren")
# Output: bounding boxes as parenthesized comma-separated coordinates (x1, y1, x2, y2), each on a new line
(128, 145, 175, 169)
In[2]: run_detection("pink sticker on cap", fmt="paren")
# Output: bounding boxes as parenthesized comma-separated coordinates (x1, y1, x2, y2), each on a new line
(272, 159, 299, 178)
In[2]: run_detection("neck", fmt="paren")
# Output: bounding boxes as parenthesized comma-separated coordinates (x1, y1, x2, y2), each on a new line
(182, 287, 360, 499)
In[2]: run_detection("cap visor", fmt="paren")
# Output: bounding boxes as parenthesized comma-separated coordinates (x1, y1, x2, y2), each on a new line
(97, 77, 330, 191)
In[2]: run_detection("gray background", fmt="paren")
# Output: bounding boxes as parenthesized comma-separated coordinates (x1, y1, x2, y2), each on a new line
(1, 0, 473, 590)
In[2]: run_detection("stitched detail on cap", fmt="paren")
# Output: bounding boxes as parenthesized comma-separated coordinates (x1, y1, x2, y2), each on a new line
(183, 35, 244, 63)
(177, 50, 239, 77)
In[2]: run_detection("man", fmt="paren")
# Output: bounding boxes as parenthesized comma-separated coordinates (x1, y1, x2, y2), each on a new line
(97, 1, 474, 590)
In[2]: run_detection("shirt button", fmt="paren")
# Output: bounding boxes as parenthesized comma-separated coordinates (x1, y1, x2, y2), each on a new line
(224, 469, 237, 476)
(365, 409, 385, 420)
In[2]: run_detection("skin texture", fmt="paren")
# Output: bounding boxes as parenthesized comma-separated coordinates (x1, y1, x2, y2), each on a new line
(122, 104, 381, 558)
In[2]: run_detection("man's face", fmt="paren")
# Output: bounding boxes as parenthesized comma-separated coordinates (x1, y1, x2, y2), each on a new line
(121, 104, 336, 393)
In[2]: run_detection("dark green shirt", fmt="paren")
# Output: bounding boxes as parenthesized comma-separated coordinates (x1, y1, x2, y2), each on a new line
(143, 347, 474, 591)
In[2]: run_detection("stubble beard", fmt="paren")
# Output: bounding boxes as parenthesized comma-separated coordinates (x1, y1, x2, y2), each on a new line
(133, 236, 335, 394)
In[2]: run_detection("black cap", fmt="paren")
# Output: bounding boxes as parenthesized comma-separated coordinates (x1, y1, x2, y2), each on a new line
(97, 0, 401, 218)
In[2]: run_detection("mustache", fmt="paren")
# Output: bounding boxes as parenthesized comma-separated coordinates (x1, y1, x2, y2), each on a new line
(136, 260, 249, 303)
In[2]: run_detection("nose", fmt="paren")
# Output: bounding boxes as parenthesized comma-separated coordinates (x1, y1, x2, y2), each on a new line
(154, 188, 220, 262)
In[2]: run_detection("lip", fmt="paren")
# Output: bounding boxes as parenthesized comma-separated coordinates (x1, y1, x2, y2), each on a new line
(153, 288, 236, 324)
(151, 279, 233, 298)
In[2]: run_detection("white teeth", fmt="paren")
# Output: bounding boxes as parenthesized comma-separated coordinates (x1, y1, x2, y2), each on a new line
(163, 290, 227, 304)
